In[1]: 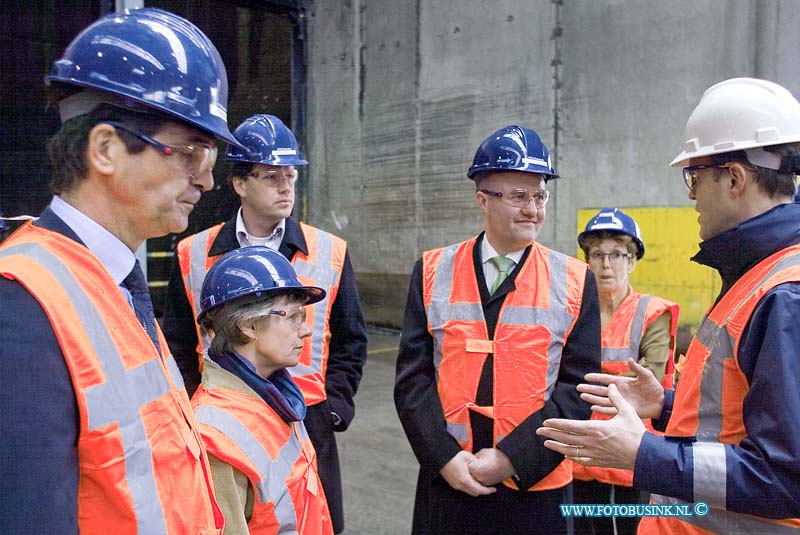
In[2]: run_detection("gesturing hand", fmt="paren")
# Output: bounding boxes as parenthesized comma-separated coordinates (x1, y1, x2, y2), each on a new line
(578, 358, 666, 420)
(536, 383, 646, 470)
(439, 450, 497, 497)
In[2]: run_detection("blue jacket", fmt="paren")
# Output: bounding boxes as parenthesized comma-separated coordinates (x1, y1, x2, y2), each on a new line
(634, 202, 800, 518)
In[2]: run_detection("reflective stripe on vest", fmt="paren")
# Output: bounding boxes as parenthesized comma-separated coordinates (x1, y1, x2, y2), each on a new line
(649, 246, 800, 532)
(427, 243, 574, 400)
(673, 249, 800, 443)
(646, 494, 800, 534)
(291, 224, 342, 382)
(183, 225, 221, 356)
(195, 405, 303, 533)
(574, 292, 678, 487)
(1, 242, 186, 534)
(188, 226, 219, 319)
(601, 295, 652, 363)
(424, 239, 584, 491)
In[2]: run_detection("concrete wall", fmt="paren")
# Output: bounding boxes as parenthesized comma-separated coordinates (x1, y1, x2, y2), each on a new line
(304, 0, 800, 328)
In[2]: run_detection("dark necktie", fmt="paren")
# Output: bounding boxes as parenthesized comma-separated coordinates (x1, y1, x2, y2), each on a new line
(122, 260, 161, 353)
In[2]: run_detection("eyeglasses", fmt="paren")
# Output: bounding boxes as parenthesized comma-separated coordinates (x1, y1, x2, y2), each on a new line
(103, 120, 218, 177)
(246, 167, 299, 187)
(682, 161, 743, 194)
(268, 305, 307, 328)
(588, 251, 632, 264)
(479, 188, 550, 208)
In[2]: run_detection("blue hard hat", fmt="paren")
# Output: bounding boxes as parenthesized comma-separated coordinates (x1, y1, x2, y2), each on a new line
(225, 114, 308, 166)
(467, 125, 558, 180)
(578, 208, 645, 259)
(46, 8, 242, 148)
(198, 246, 325, 322)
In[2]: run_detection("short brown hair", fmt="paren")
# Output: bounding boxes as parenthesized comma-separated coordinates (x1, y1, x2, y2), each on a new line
(47, 104, 168, 195)
(719, 145, 799, 199)
(580, 231, 637, 260)
(227, 162, 256, 191)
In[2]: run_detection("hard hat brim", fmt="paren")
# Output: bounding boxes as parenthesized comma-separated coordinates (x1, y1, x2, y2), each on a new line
(196, 284, 327, 325)
(669, 135, 800, 167)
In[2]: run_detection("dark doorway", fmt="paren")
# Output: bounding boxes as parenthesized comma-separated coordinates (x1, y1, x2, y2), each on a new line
(0, 1, 102, 232)
(143, 0, 303, 315)
(0, 2, 304, 315)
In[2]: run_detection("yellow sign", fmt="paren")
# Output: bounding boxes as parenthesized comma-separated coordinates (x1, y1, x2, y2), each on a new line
(577, 207, 720, 329)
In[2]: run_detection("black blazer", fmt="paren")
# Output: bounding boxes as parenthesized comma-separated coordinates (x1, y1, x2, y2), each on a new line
(394, 233, 601, 489)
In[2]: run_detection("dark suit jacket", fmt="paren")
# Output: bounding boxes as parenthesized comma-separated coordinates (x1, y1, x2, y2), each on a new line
(0, 209, 92, 535)
(394, 233, 601, 533)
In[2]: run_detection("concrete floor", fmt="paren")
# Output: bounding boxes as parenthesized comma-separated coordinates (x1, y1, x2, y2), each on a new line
(337, 329, 417, 535)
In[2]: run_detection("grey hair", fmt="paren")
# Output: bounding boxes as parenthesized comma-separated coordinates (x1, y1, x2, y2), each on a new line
(203, 296, 278, 356)
(200, 289, 310, 356)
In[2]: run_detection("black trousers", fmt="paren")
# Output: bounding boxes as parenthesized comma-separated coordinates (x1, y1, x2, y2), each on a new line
(412, 470, 575, 535)
(572, 479, 648, 535)
(304, 402, 344, 534)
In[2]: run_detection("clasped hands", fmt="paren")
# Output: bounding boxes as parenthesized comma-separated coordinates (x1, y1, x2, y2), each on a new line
(535, 359, 666, 470)
(439, 447, 514, 497)
(439, 360, 665, 495)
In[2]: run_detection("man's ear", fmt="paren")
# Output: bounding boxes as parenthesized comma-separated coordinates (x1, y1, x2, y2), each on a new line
(727, 162, 750, 197)
(475, 190, 490, 213)
(231, 175, 248, 198)
(86, 123, 119, 176)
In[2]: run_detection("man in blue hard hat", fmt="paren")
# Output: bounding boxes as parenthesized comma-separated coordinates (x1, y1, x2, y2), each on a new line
(163, 114, 367, 534)
(394, 125, 601, 534)
(0, 8, 241, 533)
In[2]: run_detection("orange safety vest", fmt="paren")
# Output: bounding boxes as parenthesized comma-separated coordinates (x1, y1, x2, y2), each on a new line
(193, 376, 332, 535)
(0, 223, 223, 535)
(177, 222, 346, 405)
(422, 238, 586, 491)
(639, 245, 800, 535)
(573, 290, 678, 487)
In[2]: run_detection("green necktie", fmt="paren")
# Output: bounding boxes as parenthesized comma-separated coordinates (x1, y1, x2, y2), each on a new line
(489, 255, 515, 294)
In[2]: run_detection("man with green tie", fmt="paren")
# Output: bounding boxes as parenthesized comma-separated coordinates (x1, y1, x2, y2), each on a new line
(394, 125, 601, 534)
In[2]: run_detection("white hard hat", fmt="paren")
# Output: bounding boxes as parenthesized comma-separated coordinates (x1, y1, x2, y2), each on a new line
(670, 78, 800, 167)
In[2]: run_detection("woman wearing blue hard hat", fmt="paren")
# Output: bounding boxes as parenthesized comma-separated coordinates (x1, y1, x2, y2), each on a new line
(573, 208, 679, 535)
(192, 246, 333, 534)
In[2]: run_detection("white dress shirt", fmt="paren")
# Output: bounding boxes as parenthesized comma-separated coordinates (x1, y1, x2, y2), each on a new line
(480, 237, 526, 292)
(50, 196, 136, 305)
(235, 207, 285, 251)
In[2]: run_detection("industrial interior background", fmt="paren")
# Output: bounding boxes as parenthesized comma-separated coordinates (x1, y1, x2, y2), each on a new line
(3, 0, 800, 334)
(3, 2, 800, 533)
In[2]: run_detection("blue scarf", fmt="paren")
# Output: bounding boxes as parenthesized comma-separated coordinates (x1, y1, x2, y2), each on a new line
(210, 350, 307, 423)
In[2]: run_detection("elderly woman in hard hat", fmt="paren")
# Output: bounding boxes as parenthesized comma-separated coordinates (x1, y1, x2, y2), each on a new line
(192, 246, 332, 535)
(572, 208, 679, 535)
